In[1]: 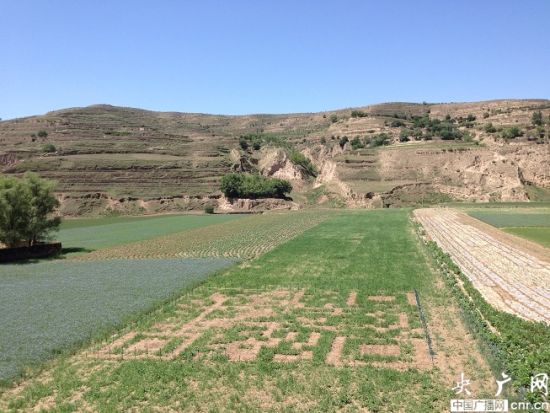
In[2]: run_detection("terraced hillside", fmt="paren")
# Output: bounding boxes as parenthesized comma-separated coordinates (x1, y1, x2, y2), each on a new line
(1, 100, 549, 214)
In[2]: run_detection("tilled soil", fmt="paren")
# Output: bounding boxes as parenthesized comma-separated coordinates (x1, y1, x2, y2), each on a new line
(415, 208, 550, 323)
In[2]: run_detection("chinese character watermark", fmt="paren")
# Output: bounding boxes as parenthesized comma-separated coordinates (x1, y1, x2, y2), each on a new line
(453, 372, 472, 396)
(530, 373, 548, 397)
(495, 372, 511, 397)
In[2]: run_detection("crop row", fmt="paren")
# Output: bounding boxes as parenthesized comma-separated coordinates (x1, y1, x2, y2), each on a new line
(415, 211, 550, 406)
(77, 211, 331, 261)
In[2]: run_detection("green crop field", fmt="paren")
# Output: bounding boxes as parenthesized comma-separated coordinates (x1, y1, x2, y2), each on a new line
(58, 214, 244, 254)
(2, 209, 548, 412)
(0, 210, 500, 412)
(0, 258, 236, 382)
(467, 209, 550, 247)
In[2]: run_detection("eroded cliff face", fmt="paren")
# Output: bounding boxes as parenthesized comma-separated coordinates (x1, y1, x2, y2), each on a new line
(302, 141, 549, 207)
(257, 148, 303, 182)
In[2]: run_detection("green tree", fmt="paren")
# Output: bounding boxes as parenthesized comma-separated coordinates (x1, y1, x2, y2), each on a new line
(532, 111, 543, 126)
(502, 126, 522, 139)
(220, 173, 292, 199)
(220, 173, 245, 198)
(399, 129, 410, 142)
(42, 143, 56, 153)
(239, 137, 249, 150)
(0, 173, 60, 247)
(350, 136, 364, 149)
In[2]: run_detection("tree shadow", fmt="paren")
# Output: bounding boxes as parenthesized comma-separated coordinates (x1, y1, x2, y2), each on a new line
(0, 247, 95, 265)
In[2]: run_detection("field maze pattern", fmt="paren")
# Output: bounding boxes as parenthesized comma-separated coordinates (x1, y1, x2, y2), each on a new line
(92, 288, 432, 370)
(415, 208, 550, 323)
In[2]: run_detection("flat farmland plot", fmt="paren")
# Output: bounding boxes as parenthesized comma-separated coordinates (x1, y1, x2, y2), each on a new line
(415, 208, 550, 323)
(77, 211, 330, 261)
(1, 210, 495, 412)
(58, 213, 244, 253)
(0, 258, 236, 381)
(468, 209, 550, 248)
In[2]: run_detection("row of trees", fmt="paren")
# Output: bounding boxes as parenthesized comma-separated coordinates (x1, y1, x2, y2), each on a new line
(0, 173, 60, 248)
(220, 173, 292, 199)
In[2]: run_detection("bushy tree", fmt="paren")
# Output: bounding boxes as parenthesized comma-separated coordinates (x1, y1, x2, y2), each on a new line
(369, 133, 390, 147)
(339, 136, 349, 148)
(350, 136, 364, 149)
(399, 129, 410, 142)
(532, 111, 543, 126)
(0, 173, 60, 247)
(502, 126, 522, 139)
(42, 143, 56, 153)
(239, 137, 249, 150)
(220, 173, 292, 199)
(220, 173, 245, 198)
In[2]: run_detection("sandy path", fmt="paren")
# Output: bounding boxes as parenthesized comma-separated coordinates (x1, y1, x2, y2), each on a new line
(414, 208, 550, 323)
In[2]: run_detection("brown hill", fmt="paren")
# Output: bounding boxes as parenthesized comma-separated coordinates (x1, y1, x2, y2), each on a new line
(0, 100, 549, 215)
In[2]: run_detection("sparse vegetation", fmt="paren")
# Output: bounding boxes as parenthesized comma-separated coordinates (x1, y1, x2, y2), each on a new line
(350, 110, 367, 118)
(330, 114, 338, 123)
(484, 122, 497, 133)
(37, 130, 48, 138)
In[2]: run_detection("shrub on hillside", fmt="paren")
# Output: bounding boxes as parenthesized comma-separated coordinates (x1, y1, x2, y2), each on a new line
(288, 150, 317, 177)
(484, 123, 497, 133)
(501, 126, 522, 139)
(390, 119, 405, 128)
(399, 129, 410, 142)
(330, 114, 338, 123)
(239, 137, 249, 150)
(339, 136, 349, 148)
(37, 130, 48, 138)
(350, 110, 367, 118)
(350, 136, 364, 149)
(220, 173, 292, 199)
(369, 133, 390, 147)
(42, 143, 56, 153)
(532, 110, 543, 126)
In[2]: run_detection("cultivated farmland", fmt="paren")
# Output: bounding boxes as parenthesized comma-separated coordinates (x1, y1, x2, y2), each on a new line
(58, 213, 244, 253)
(0, 210, 496, 412)
(414, 208, 550, 323)
(0, 258, 236, 382)
(77, 211, 330, 260)
(468, 208, 550, 248)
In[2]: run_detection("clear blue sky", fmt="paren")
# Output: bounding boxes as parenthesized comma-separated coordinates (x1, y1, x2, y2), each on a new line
(1, 0, 549, 119)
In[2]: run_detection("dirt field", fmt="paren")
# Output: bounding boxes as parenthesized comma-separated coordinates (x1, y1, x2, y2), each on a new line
(414, 208, 550, 323)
